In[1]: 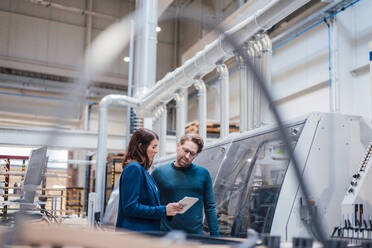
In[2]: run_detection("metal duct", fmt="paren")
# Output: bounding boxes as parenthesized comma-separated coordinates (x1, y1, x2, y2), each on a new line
(370, 42, 372, 122)
(238, 53, 248, 132)
(271, 0, 349, 46)
(247, 44, 255, 130)
(217, 64, 229, 139)
(95, 95, 141, 218)
(260, 34, 272, 123)
(85, 0, 93, 47)
(183, 87, 188, 125)
(194, 79, 207, 141)
(330, 18, 340, 113)
(159, 104, 167, 157)
(252, 38, 263, 128)
(134, 0, 158, 97)
(95, 0, 312, 218)
(126, 20, 136, 146)
(151, 106, 161, 132)
(175, 90, 186, 143)
(151, 104, 166, 156)
(139, 0, 312, 114)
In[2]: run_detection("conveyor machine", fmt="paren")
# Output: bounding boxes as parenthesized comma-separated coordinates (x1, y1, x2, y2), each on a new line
(152, 112, 372, 240)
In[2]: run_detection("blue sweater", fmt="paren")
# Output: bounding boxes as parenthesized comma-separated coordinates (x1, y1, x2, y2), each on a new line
(151, 162, 220, 236)
(116, 162, 166, 232)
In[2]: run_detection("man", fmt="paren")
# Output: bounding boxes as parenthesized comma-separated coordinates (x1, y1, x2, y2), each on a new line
(151, 133, 220, 236)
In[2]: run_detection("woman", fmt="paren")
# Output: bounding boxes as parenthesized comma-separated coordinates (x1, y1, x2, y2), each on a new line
(116, 128, 182, 232)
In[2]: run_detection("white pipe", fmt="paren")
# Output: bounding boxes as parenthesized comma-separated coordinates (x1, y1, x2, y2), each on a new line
(24, 0, 118, 21)
(95, 0, 312, 217)
(139, 0, 312, 115)
(253, 38, 263, 128)
(271, 0, 345, 46)
(152, 106, 160, 123)
(126, 19, 135, 146)
(152, 104, 166, 157)
(85, 0, 92, 48)
(174, 6, 180, 67)
(151, 107, 160, 133)
(83, 0, 92, 176)
(96, 104, 108, 219)
(330, 17, 340, 113)
(49, 159, 96, 165)
(182, 87, 188, 126)
(260, 34, 272, 125)
(370, 41, 372, 123)
(159, 104, 167, 157)
(217, 64, 229, 139)
(134, 0, 158, 97)
(247, 44, 255, 130)
(194, 79, 207, 141)
(95, 95, 141, 218)
(175, 91, 186, 143)
(238, 53, 248, 132)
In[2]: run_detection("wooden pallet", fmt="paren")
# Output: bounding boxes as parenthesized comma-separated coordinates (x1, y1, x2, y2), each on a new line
(185, 121, 240, 135)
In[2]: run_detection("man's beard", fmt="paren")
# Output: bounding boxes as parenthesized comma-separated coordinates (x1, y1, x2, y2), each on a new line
(178, 157, 190, 167)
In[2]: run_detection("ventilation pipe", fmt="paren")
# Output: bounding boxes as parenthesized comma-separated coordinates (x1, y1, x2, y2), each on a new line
(253, 38, 263, 128)
(175, 90, 186, 142)
(159, 104, 167, 157)
(370, 42, 372, 122)
(85, 0, 93, 47)
(259, 34, 272, 124)
(152, 105, 161, 132)
(134, 0, 158, 97)
(330, 18, 340, 113)
(139, 0, 312, 114)
(194, 79, 207, 141)
(126, 19, 135, 146)
(238, 52, 248, 132)
(271, 0, 348, 46)
(152, 104, 167, 157)
(217, 64, 229, 139)
(95, 95, 141, 218)
(247, 44, 255, 130)
(182, 87, 188, 126)
(152, 110, 160, 138)
(95, 0, 312, 218)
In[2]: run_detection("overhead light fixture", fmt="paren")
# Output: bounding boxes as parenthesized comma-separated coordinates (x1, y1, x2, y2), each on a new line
(123, 57, 130, 62)
(156, 26, 161, 32)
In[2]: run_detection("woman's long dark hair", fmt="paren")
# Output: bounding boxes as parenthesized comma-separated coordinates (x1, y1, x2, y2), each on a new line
(122, 128, 159, 170)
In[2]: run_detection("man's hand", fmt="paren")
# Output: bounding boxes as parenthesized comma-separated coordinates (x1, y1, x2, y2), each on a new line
(166, 203, 183, 216)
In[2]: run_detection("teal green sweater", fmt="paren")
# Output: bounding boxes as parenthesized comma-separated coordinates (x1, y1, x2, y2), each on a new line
(151, 162, 220, 236)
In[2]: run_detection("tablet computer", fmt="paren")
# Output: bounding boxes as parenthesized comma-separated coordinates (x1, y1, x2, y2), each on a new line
(178, 197, 199, 214)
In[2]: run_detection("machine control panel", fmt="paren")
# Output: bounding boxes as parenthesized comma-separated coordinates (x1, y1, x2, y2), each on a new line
(334, 143, 372, 240)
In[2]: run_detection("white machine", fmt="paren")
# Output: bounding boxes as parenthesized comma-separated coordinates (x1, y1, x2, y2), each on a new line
(152, 112, 372, 240)
(333, 142, 372, 239)
(105, 112, 372, 242)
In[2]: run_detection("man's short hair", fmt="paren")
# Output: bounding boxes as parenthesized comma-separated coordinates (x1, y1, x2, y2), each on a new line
(179, 133, 204, 153)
